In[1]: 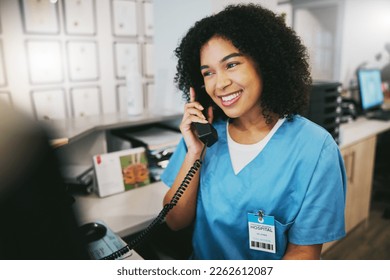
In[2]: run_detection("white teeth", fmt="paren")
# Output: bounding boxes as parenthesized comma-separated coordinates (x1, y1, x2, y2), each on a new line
(221, 91, 241, 102)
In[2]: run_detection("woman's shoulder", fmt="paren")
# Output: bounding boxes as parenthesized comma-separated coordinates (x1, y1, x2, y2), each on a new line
(287, 115, 328, 133)
(285, 115, 336, 146)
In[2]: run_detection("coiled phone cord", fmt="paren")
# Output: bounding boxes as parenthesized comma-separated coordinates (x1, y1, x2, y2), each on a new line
(101, 144, 206, 260)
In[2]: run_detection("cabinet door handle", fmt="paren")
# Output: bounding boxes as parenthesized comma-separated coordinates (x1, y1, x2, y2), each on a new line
(344, 151, 355, 184)
(349, 151, 355, 184)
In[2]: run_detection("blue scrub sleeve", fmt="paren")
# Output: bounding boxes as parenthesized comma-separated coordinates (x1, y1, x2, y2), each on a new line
(160, 138, 187, 188)
(288, 136, 347, 245)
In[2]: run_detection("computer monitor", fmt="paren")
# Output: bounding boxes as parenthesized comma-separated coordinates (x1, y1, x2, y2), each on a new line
(357, 68, 384, 112)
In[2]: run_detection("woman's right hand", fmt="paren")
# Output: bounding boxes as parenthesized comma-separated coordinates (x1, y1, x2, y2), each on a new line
(179, 87, 209, 156)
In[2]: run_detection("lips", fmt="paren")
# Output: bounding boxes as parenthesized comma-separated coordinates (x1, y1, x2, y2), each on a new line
(219, 90, 242, 106)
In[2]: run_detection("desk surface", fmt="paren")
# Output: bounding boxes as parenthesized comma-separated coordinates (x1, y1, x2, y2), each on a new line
(74, 182, 169, 238)
(74, 117, 390, 240)
(340, 117, 390, 148)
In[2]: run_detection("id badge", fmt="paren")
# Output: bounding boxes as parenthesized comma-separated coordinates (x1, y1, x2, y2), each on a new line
(247, 211, 276, 253)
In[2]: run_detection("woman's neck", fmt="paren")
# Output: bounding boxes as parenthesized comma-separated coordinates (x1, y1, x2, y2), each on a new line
(229, 113, 278, 144)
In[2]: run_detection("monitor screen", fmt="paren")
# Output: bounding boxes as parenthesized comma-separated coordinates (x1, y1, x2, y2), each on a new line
(357, 69, 384, 111)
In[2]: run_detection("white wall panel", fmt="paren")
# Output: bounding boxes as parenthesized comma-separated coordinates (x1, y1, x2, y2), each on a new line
(27, 40, 63, 84)
(143, 1, 154, 36)
(71, 86, 101, 117)
(143, 43, 154, 77)
(22, 0, 59, 34)
(64, 0, 96, 35)
(67, 41, 99, 81)
(112, 0, 137, 36)
(32, 89, 67, 120)
(114, 42, 139, 78)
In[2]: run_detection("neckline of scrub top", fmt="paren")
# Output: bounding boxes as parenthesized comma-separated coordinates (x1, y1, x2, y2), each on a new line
(222, 118, 286, 176)
(227, 118, 286, 174)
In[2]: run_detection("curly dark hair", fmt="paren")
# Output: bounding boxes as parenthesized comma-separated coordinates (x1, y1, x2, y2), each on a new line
(174, 3, 311, 123)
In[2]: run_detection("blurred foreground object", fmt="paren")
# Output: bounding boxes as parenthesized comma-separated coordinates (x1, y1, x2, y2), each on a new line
(0, 102, 88, 259)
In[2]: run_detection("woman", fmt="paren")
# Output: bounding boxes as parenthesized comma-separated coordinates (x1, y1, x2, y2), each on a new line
(161, 4, 346, 260)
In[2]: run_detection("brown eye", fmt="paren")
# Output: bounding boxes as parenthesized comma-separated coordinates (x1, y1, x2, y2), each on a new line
(226, 62, 238, 69)
(202, 71, 213, 77)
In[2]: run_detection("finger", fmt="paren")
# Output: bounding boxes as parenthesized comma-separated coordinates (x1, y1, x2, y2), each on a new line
(181, 115, 208, 131)
(189, 87, 196, 103)
(185, 101, 204, 111)
(186, 115, 208, 124)
(185, 107, 206, 119)
(207, 106, 214, 124)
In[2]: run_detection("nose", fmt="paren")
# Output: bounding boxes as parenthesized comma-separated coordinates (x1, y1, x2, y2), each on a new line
(215, 71, 232, 91)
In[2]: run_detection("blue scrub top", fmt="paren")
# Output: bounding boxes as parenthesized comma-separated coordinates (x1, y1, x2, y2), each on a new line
(161, 115, 346, 259)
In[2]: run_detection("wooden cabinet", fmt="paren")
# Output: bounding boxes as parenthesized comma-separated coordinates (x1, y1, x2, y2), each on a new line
(322, 135, 376, 253)
(341, 136, 376, 232)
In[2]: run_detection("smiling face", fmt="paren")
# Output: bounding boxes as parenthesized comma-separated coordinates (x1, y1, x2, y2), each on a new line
(200, 36, 263, 120)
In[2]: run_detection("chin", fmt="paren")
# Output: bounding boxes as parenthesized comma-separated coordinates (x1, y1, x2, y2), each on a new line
(223, 110, 241, 119)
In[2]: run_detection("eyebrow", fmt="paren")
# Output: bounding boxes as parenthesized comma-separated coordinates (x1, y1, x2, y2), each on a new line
(200, 52, 243, 71)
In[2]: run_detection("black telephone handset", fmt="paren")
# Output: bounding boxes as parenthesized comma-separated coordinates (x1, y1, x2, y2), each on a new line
(193, 88, 218, 147)
(193, 120, 218, 147)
